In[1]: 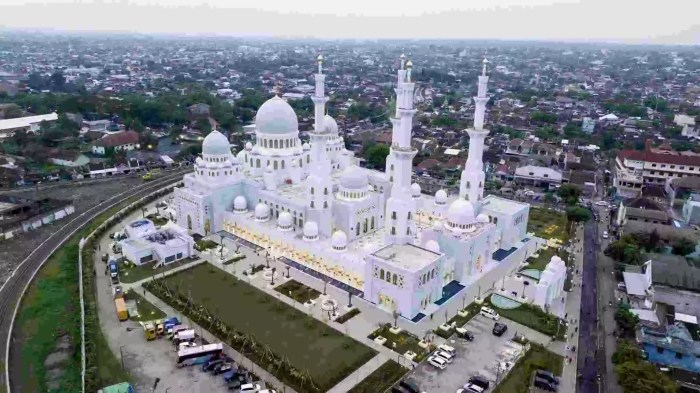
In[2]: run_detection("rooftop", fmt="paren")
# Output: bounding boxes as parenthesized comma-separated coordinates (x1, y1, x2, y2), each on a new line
(481, 195, 529, 215)
(371, 243, 440, 272)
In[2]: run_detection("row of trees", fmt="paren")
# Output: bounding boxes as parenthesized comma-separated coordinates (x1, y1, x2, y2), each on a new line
(612, 340, 677, 393)
(604, 231, 696, 265)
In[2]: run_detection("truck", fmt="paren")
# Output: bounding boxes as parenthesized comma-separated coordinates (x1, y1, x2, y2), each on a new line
(108, 260, 119, 284)
(173, 329, 196, 346)
(114, 298, 128, 321)
(167, 324, 189, 340)
(144, 322, 157, 340)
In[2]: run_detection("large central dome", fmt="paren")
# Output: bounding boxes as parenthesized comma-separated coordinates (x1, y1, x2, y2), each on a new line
(255, 96, 299, 135)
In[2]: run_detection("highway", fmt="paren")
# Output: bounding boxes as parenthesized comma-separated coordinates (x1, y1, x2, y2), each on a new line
(0, 168, 190, 392)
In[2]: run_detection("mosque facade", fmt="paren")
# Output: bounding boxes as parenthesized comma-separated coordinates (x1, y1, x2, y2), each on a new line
(173, 55, 539, 319)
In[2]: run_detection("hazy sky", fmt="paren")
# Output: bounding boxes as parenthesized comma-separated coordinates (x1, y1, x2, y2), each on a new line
(1, 0, 698, 44)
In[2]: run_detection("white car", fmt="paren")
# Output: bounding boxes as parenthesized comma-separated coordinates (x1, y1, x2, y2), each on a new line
(428, 355, 448, 370)
(434, 350, 454, 363)
(603, 231, 609, 239)
(438, 344, 456, 356)
(460, 384, 486, 393)
(480, 306, 500, 320)
(240, 384, 262, 392)
(595, 200, 608, 206)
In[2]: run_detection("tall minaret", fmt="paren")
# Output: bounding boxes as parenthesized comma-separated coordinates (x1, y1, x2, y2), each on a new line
(459, 58, 490, 212)
(307, 54, 333, 236)
(385, 56, 418, 245)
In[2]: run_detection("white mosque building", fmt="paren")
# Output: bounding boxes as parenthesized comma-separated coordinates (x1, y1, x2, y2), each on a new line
(173, 55, 540, 320)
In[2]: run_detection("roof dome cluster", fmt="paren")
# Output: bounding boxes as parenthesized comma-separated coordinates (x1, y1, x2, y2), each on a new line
(339, 165, 369, 190)
(447, 199, 476, 230)
(202, 130, 230, 155)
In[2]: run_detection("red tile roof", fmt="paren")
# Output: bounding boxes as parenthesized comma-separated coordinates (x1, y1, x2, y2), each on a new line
(618, 149, 700, 167)
(95, 131, 139, 148)
(416, 159, 440, 170)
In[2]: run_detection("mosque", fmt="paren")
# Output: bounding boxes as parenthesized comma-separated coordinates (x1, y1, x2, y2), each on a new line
(173, 55, 539, 320)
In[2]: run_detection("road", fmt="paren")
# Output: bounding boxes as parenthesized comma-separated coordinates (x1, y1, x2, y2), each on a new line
(577, 220, 600, 393)
(1, 168, 190, 392)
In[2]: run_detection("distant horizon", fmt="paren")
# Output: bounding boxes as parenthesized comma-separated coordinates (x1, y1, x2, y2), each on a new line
(0, 0, 698, 45)
(1, 27, 698, 48)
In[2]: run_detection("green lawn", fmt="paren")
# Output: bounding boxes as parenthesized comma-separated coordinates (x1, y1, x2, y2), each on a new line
(145, 214, 168, 226)
(434, 302, 481, 339)
(348, 360, 408, 393)
(146, 263, 375, 393)
(368, 324, 431, 362)
(15, 199, 141, 393)
(527, 207, 568, 241)
(119, 258, 198, 284)
(194, 239, 217, 251)
(525, 247, 558, 271)
(493, 344, 563, 393)
(274, 279, 321, 304)
(123, 289, 166, 322)
(336, 308, 361, 324)
(486, 296, 567, 340)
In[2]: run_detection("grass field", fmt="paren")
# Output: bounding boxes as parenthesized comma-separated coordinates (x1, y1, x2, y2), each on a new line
(14, 189, 173, 392)
(527, 207, 568, 241)
(368, 324, 430, 362)
(434, 302, 482, 339)
(123, 289, 166, 322)
(348, 360, 408, 393)
(524, 247, 558, 271)
(485, 296, 567, 341)
(118, 258, 197, 284)
(493, 344, 563, 393)
(274, 279, 321, 304)
(154, 263, 375, 392)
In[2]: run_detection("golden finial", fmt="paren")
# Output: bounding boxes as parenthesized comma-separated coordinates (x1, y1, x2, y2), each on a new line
(405, 60, 413, 69)
(317, 54, 324, 63)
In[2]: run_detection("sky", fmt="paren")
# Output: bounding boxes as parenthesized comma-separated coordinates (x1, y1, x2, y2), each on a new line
(0, 0, 698, 44)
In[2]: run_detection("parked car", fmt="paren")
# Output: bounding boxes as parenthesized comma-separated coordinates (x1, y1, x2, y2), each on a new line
(397, 379, 420, 393)
(480, 306, 500, 320)
(434, 350, 454, 363)
(456, 327, 474, 341)
(466, 375, 490, 390)
(213, 363, 232, 375)
(240, 383, 262, 392)
(533, 377, 557, 391)
(492, 322, 508, 337)
(438, 344, 456, 356)
(460, 383, 485, 393)
(428, 355, 448, 370)
(595, 200, 608, 206)
(535, 369, 560, 385)
(602, 231, 609, 239)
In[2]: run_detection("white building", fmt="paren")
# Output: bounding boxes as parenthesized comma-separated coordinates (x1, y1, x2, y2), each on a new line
(533, 256, 567, 310)
(172, 55, 538, 319)
(582, 117, 595, 134)
(119, 219, 195, 266)
(0, 112, 58, 139)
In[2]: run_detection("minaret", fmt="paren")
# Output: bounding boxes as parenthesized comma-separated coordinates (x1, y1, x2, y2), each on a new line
(385, 56, 418, 245)
(459, 58, 490, 212)
(307, 54, 333, 236)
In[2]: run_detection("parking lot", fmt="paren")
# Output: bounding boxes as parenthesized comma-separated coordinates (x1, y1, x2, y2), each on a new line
(407, 315, 527, 393)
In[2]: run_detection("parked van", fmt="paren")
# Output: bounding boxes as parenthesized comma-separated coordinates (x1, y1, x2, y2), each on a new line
(480, 306, 500, 320)
(438, 344, 456, 357)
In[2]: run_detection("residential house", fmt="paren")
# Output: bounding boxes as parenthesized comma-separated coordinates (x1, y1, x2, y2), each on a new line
(582, 117, 595, 134)
(682, 194, 700, 226)
(639, 322, 700, 373)
(48, 150, 90, 168)
(92, 131, 140, 155)
(513, 165, 562, 188)
(616, 197, 672, 226)
(669, 177, 700, 206)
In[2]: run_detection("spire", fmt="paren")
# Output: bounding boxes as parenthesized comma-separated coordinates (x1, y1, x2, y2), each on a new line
(317, 53, 324, 75)
(481, 57, 489, 77)
(400, 53, 406, 70)
(405, 59, 413, 82)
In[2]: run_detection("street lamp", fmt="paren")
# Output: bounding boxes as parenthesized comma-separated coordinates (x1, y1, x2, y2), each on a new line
(119, 345, 126, 370)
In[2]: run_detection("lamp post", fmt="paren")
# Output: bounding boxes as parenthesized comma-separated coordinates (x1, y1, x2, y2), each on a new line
(271, 267, 276, 286)
(348, 292, 353, 308)
(285, 265, 291, 278)
(119, 345, 126, 370)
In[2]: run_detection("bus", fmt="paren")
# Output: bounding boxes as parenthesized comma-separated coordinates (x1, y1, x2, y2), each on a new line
(177, 343, 223, 367)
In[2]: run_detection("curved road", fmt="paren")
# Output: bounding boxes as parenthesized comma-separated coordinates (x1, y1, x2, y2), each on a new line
(1, 169, 191, 392)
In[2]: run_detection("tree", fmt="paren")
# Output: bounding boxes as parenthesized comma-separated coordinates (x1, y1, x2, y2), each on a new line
(2, 104, 22, 119)
(557, 184, 583, 206)
(671, 237, 696, 256)
(615, 304, 640, 338)
(612, 340, 643, 365)
(50, 71, 66, 92)
(566, 206, 591, 223)
(364, 144, 390, 170)
(605, 235, 643, 265)
(615, 357, 677, 393)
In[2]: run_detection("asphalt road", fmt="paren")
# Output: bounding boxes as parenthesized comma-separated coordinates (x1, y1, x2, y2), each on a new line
(577, 220, 599, 393)
(1, 169, 190, 392)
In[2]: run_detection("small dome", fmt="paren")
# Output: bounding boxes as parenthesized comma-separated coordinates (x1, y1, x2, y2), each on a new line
(425, 240, 440, 253)
(323, 115, 339, 135)
(265, 164, 273, 173)
(233, 195, 247, 212)
(411, 183, 422, 197)
(255, 96, 299, 135)
(245, 141, 253, 150)
(476, 213, 489, 223)
(195, 157, 203, 165)
(303, 221, 319, 240)
(435, 189, 448, 205)
(202, 130, 230, 155)
(290, 159, 299, 167)
(432, 220, 443, 232)
(254, 203, 270, 221)
(340, 165, 368, 190)
(302, 142, 310, 150)
(278, 211, 293, 230)
(331, 230, 348, 250)
(447, 199, 476, 227)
